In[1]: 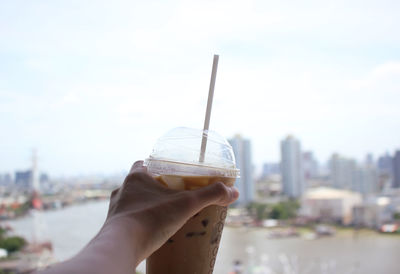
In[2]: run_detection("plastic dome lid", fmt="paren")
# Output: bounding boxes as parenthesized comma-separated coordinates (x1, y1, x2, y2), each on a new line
(145, 127, 239, 178)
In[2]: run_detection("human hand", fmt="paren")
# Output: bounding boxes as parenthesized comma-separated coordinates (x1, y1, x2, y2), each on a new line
(39, 161, 238, 274)
(104, 160, 239, 267)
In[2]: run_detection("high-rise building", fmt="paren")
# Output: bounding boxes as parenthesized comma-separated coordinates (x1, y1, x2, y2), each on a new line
(355, 166, 378, 195)
(0, 173, 12, 186)
(229, 135, 254, 205)
(40, 173, 49, 184)
(365, 153, 374, 166)
(377, 152, 393, 176)
(303, 151, 319, 180)
(261, 162, 280, 178)
(14, 170, 32, 190)
(280, 135, 305, 198)
(329, 154, 356, 190)
(393, 150, 400, 188)
(330, 154, 379, 195)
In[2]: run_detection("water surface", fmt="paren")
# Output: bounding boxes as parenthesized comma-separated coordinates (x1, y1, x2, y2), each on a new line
(4, 201, 400, 273)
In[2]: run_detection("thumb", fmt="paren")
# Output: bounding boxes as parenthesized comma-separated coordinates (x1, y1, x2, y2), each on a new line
(129, 160, 147, 174)
(193, 182, 239, 207)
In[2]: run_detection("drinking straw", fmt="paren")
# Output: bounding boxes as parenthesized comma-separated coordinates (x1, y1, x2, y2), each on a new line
(199, 54, 219, 162)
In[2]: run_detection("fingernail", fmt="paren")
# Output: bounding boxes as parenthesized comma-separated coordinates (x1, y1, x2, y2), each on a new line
(133, 161, 144, 167)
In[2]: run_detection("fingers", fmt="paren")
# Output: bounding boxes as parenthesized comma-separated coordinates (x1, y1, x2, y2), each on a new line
(125, 161, 175, 194)
(192, 182, 239, 208)
(111, 187, 120, 197)
(129, 160, 147, 174)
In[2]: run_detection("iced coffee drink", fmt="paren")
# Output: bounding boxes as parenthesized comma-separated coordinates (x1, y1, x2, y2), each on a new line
(145, 128, 239, 274)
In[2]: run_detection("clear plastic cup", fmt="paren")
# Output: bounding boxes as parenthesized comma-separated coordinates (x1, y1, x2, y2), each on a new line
(145, 127, 239, 274)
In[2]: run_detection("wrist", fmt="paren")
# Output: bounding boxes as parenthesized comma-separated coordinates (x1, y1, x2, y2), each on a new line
(78, 217, 140, 271)
(99, 216, 145, 266)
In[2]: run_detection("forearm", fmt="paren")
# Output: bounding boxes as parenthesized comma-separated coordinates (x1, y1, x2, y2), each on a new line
(40, 220, 139, 274)
(39, 163, 239, 274)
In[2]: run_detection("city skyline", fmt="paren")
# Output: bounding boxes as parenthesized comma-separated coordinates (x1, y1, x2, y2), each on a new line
(1, 141, 399, 177)
(1, 1, 400, 175)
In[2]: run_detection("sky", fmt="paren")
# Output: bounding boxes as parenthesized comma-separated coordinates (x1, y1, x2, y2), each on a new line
(1, 0, 400, 176)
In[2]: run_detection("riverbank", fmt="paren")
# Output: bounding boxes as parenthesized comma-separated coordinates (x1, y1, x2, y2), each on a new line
(4, 201, 400, 274)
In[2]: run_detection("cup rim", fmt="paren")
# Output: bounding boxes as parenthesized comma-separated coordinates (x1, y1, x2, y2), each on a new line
(144, 157, 240, 178)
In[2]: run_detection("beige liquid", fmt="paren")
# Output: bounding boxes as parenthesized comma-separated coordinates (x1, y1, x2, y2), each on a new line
(146, 175, 235, 274)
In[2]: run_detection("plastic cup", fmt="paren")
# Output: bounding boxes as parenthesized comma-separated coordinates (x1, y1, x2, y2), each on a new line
(145, 127, 239, 274)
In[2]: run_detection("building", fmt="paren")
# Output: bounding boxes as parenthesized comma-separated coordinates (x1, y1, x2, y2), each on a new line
(0, 173, 12, 186)
(330, 154, 379, 195)
(393, 150, 400, 188)
(303, 151, 319, 180)
(365, 153, 374, 166)
(300, 187, 362, 225)
(329, 154, 356, 190)
(14, 170, 32, 190)
(280, 135, 305, 198)
(354, 165, 379, 195)
(377, 152, 393, 176)
(229, 135, 254, 205)
(353, 197, 393, 228)
(377, 152, 394, 191)
(261, 162, 280, 178)
(256, 174, 282, 201)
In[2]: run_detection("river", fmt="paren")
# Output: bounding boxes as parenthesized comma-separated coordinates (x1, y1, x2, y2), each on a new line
(3, 201, 400, 274)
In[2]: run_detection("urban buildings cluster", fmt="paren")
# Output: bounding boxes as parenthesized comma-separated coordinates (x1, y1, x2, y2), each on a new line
(229, 134, 400, 228)
(228, 134, 400, 201)
(279, 136, 400, 198)
(0, 157, 122, 220)
(0, 170, 50, 192)
(1, 136, 399, 227)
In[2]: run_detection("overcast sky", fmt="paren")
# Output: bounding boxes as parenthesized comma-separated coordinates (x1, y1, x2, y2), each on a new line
(1, 0, 400, 176)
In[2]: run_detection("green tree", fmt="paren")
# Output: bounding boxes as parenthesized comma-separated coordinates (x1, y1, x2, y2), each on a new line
(269, 204, 284, 219)
(246, 202, 269, 220)
(0, 236, 26, 253)
(268, 200, 299, 220)
(255, 203, 268, 221)
(0, 227, 6, 240)
(13, 201, 30, 216)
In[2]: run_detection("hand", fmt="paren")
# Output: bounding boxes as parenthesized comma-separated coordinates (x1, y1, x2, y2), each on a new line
(40, 160, 239, 274)
(104, 160, 239, 266)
